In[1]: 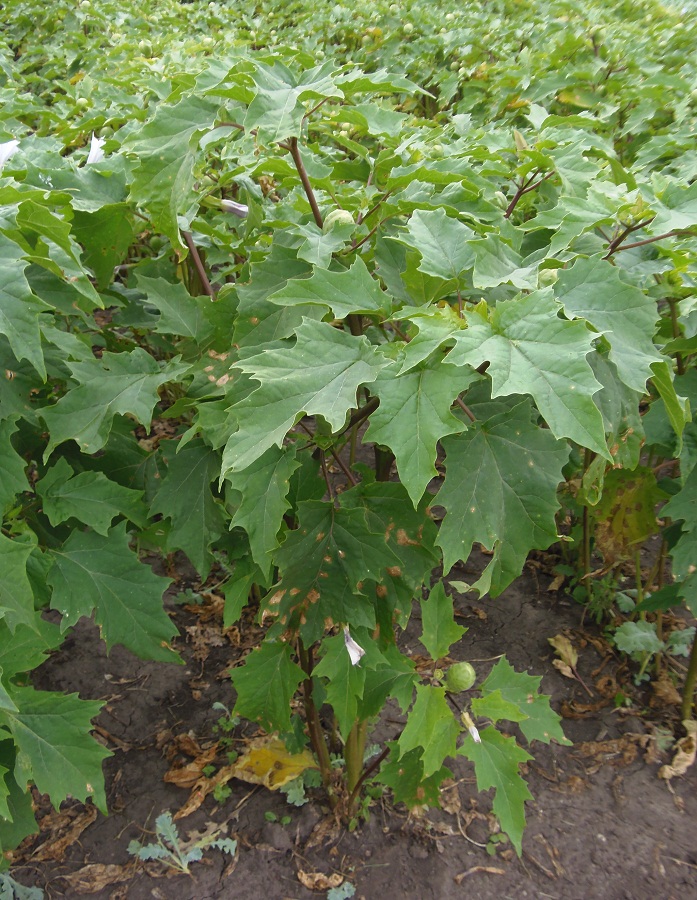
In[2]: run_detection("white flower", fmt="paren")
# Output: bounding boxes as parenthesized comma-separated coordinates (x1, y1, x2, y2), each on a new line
(343, 626, 365, 666)
(220, 198, 248, 218)
(85, 133, 105, 165)
(0, 139, 20, 169)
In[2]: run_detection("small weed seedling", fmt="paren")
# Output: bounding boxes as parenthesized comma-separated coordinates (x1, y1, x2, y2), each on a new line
(128, 812, 236, 874)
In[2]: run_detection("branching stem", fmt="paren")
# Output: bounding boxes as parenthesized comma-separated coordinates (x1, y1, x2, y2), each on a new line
(182, 231, 215, 298)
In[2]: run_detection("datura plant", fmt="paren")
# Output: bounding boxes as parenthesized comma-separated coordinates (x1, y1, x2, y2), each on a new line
(1, 0, 696, 865)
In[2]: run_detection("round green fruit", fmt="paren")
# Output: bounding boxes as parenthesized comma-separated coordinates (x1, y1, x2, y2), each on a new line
(445, 662, 476, 692)
(322, 209, 354, 232)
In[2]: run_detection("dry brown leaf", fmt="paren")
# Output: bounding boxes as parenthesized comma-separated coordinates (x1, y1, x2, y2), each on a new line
(454, 866, 505, 884)
(659, 721, 697, 781)
(174, 765, 236, 820)
(439, 779, 461, 815)
(547, 573, 566, 592)
(164, 743, 219, 789)
(31, 806, 98, 862)
(552, 659, 575, 679)
(574, 734, 648, 769)
(297, 869, 343, 891)
(650, 673, 682, 708)
(92, 724, 132, 753)
(560, 698, 610, 718)
(304, 816, 342, 851)
(60, 863, 134, 893)
(548, 634, 578, 669)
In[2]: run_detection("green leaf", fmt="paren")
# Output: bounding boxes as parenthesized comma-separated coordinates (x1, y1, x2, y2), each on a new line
(135, 273, 216, 344)
(313, 632, 367, 739)
(230, 641, 305, 734)
(554, 258, 661, 392)
(149, 440, 225, 578)
(339, 481, 439, 625)
(612, 621, 664, 657)
(0, 744, 39, 854)
(361, 643, 417, 718)
(42, 349, 189, 457)
(267, 257, 391, 319)
(478, 658, 569, 745)
(437, 402, 569, 596)
(419, 582, 466, 662)
(233, 243, 316, 348)
(458, 726, 533, 856)
(222, 319, 387, 474)
(446, 293, 608, 457)
(225, 444, 300, 578)
(378, 742, 451, 808)
(0, 233, 50, 379)
(0, 535, 36, 634)
(398, 684, 459, 778)
(47, 522, 177, 662)
(0, 619, 62, 678)
(221, 557, 264, 628)
(364, 359, 475, 506)
(245, 61, 342, 142)
(72, 204, 137, 290)
(0, 678, 17, 715)
(36, 458, 146, 535)
(125, 95, 219, 249)
(2, 684, 110, 813)
(470, 234, 537, 290)
(663, 466, 697, 615)
(394, 208, 474, 283)
(650, 360, 690, 450)
(267, 500, 398, 643)
(471, 690, 528, 724)
(0, 419, 28, 513)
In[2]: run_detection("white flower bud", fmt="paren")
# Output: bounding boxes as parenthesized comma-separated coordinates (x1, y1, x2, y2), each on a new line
(220, 199, 249, 218)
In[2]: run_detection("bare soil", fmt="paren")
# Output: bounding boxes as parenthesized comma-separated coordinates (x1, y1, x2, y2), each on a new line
(8, 551, 697, 900)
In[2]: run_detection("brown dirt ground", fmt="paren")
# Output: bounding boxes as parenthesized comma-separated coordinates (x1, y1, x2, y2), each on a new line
(7, 551, 697, 900)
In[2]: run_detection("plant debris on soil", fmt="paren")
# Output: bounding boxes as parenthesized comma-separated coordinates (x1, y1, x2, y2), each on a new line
(8, 552, 697, 900)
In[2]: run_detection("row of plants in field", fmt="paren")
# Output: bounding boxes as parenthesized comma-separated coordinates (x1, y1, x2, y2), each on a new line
(1, 0, 696, 868)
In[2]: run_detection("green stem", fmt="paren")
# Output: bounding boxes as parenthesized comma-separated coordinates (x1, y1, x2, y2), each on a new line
(634, 548, 644, 615)
(345, 719, 368, 796)
(374, 446, 395, 482)
(681, 632, 697, 721)
(288, 137, 323, 229)
(582, 448, 593, 606)
(668, 298, 686, 376)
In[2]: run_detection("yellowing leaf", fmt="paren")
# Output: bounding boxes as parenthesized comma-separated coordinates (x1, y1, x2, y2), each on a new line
(548, 634, 578, 669)
(233, 736, 317, 789)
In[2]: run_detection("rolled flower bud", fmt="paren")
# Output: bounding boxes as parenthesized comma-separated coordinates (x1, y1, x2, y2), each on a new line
(220, 198, 249, 218)
(343, 626, 365, 666)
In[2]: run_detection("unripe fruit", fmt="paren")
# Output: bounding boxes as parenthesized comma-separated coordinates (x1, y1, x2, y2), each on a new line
(444, 661, 476, 692)
(76, 97, 89, 109)
(139, 40, 152, 56)
(538, 268, 559, 287)
(323, 209, 354, 232)
(403, 23, 414, 34)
